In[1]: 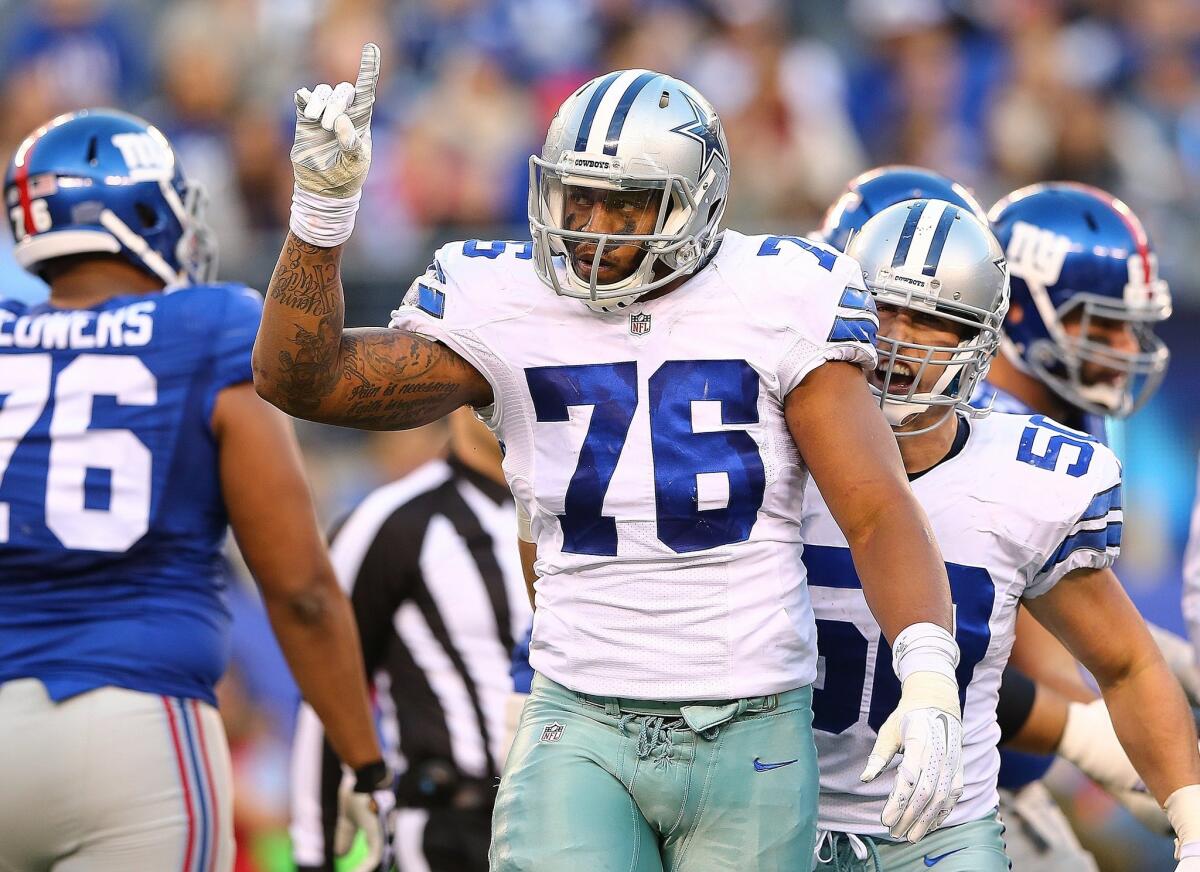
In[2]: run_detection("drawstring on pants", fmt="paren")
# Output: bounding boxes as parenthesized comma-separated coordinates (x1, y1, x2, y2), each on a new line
(814, 829, 882, 872)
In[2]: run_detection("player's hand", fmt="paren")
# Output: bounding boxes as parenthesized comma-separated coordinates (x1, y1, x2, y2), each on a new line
(1058, 697, 1173, 834)
(335, 762, 396, 872)
(1148, 623, 1200, 707)
(861, 671, 964, 843)
(292, 43, 380, 199)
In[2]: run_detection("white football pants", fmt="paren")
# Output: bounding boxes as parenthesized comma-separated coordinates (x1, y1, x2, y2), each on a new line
(0, 678, 233, 872)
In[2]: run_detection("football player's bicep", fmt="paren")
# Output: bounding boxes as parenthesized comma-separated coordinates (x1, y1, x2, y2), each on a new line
(1025, 566, 1158, 687)
(320, 327, 493, 430)
(785, 362, 909, 541)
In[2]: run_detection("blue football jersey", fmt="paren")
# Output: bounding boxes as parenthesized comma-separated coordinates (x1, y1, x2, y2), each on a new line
(0, 283, 262, 705)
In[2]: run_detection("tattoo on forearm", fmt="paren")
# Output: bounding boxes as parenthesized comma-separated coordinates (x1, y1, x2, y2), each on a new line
(258, 234, 483, 428)
(267, 238, 341, 317)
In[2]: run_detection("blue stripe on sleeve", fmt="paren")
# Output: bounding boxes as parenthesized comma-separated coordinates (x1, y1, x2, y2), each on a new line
(827, 315, 878, 344)
(1079, 483, 1122, 522)
(1040, 522, 1122, 575)
(603, 72, 658, 156)
(574, 73, 621, 152)
(416, 283, 446, 319)
(838, 286, 875, 311)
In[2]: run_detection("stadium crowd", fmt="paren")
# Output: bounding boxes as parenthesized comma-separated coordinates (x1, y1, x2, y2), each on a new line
(3, 1, 1200, 869)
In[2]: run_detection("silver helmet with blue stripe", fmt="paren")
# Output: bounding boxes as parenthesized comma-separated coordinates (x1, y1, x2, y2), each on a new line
(848, 199, 1010, 434)
(528, 69, 730, 310)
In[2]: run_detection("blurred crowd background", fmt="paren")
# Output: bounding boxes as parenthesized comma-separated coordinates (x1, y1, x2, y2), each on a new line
(2, 0, 1198, 868)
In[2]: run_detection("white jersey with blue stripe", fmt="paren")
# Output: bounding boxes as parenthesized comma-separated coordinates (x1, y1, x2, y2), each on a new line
(801, 411, 1122, 836)
(390, 230, 876, 700)
(972, 379, 1109, 444)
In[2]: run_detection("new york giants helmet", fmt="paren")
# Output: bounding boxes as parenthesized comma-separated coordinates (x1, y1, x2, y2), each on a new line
(988, 183, 1171, 418)
(4, 108, 216, 286)
(529, 70, 729, 310)
(817, 165, 987, 253)
(848, 199, 1010, 434)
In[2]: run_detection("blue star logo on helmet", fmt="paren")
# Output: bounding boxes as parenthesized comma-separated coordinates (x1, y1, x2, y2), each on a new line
(670, 92, 727, 177)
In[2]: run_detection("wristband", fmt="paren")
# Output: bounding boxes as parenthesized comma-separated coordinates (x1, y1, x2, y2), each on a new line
(892, 622, 959, 684)
(290, 186, 362, 248)
(353, 760, 390, 793)
(1168, 785, 1200, 851)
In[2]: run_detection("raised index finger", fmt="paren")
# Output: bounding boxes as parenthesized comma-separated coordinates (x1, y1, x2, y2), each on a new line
(355, 43, 381, 101)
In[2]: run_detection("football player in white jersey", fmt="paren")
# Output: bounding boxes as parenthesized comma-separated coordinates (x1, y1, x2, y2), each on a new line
(254, 46, 968, 869)
(803, 199, 1200, 872)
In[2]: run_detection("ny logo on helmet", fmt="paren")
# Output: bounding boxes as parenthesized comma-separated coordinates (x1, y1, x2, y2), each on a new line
(1006, 221, 1070, 287)
(629, 312, 651, 335)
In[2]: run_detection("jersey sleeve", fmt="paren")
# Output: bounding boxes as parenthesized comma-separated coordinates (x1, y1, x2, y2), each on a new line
(1022, 440, 1124, 599)
(202, 284, 264, 422)
(775, 247, 879, 397)
(387, 242, 521, 424)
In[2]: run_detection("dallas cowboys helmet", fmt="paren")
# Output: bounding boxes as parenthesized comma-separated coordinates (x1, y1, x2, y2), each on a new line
(817, 165, 987, 253)
(988, 182, 1170, 418)
(528, 69, 729, 310)
(847, 199, 1010, 434)
(4, 108, 216, 286)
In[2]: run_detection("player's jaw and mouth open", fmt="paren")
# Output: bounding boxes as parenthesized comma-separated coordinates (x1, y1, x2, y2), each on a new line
(869, 304, 976, 468)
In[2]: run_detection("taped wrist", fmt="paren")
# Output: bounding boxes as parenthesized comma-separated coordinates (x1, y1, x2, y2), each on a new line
(996, 665, 1037, 744)
(290, 186, 361, 248)
(892, 622, 959, 684)
(1168, 785, 1200, 848)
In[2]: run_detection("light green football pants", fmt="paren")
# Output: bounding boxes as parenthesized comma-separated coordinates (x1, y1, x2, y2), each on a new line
(490, 673, 819, 872)
(814, 813, 1008, 872)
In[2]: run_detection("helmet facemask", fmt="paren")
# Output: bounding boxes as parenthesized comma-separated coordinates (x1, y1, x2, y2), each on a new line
(529, 154, 721, 311)
(1017, 286, 1171, 418)
(868, 268, 1005, 437)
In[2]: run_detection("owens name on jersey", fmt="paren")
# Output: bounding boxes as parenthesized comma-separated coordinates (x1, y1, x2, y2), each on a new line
(0, 284, 262, 706)
(801, 411, 1122, 836)
(390, 230, 878, 701)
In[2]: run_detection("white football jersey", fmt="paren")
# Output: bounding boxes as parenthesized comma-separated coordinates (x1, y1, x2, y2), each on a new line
(390, 230, 876, 700)
(802, 411, 1122, 835)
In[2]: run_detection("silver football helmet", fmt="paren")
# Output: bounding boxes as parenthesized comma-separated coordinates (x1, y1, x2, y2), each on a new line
(847, 199, 1010, 434)
(528, 69, 730, 310)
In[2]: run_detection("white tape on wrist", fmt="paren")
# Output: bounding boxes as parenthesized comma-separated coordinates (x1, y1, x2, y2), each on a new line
(1168, 785, 1200, 848)
(892, 622, 959, 684)
(290, 186, 362, 248)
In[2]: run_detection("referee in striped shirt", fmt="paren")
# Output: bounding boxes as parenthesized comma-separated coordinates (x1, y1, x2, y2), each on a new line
(290, 409, 531, 871)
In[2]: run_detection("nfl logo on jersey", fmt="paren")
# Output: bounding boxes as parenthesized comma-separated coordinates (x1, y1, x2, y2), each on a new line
(629, 313, 651, 335)
(539, 722, 565, 743)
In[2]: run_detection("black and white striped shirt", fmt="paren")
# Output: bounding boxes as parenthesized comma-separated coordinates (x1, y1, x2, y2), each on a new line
(290, 457, 530, 868)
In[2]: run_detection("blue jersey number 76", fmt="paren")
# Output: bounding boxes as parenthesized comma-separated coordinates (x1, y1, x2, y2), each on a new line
(525, 360, 766, 555)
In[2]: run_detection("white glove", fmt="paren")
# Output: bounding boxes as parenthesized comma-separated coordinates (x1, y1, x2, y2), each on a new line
(862, 670, 965, 842)
(289, 42, 381, 246)
(335, 762, 396, 872)
(1058, 697, 1172, 834)
(1149, 623, 1200, 708)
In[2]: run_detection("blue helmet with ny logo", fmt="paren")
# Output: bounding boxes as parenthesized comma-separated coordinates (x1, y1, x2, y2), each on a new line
(816, 165, 987, 253)
(988, 182, 1171, 418)
(4, 108, 216, 286)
